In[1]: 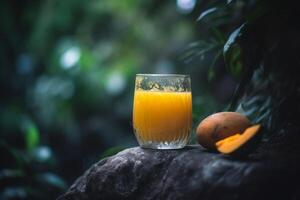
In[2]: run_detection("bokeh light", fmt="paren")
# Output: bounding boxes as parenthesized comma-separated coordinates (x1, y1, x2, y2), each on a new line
(60, 47, 81, 69)
(177, 0, 196, 13)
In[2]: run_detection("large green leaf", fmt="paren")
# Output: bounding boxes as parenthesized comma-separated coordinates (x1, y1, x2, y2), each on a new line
(223, 24, 245, 77)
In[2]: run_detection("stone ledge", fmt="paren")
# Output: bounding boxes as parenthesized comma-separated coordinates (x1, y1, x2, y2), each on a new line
(58, 144, 300, 200)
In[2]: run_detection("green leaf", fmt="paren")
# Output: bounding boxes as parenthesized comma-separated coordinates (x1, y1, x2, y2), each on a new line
(181, 40, 219, 64)
(207, 50, 222, 81)
(211, 27, 226, 43)
(223, 24, 245, 77)
(1, 187, 27, 199)
(24, 122, 40, 151)
(197, 7, 218, 21)
(100, 146, 126, 159)
(207, 67, 215, 81)
(36, 173, 67, 189)
(229, 47, 242, 76)
(0, 169, 24, 180)
(223, 24, 244, 55)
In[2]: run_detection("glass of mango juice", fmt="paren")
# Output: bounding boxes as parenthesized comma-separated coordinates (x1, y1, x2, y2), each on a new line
(133, 74, 192, 149)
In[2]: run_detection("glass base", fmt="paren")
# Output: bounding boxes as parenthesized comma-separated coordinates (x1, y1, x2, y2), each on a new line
(138, 140, 187, 149)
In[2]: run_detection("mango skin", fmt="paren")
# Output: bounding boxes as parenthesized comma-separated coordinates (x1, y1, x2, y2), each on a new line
(196, 112, 251, 151)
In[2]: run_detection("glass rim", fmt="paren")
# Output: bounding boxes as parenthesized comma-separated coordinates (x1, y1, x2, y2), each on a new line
(136, 73, 190, 78)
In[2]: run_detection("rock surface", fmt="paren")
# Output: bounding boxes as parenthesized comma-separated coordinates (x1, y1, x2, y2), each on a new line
(58, 131, 300, 200)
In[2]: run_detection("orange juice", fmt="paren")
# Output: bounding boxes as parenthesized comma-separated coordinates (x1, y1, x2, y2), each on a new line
(133, 90, 192, 143)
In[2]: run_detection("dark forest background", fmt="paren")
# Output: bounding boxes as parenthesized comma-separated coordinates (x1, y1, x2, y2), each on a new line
(2, 0, 297, 199)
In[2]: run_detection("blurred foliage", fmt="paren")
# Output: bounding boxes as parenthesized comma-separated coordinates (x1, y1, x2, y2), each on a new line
(222, 0, 300, 139)
(2, 0, 288, 199)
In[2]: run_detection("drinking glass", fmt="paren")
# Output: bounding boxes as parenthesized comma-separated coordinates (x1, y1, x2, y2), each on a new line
(133, 74, 192, 149)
